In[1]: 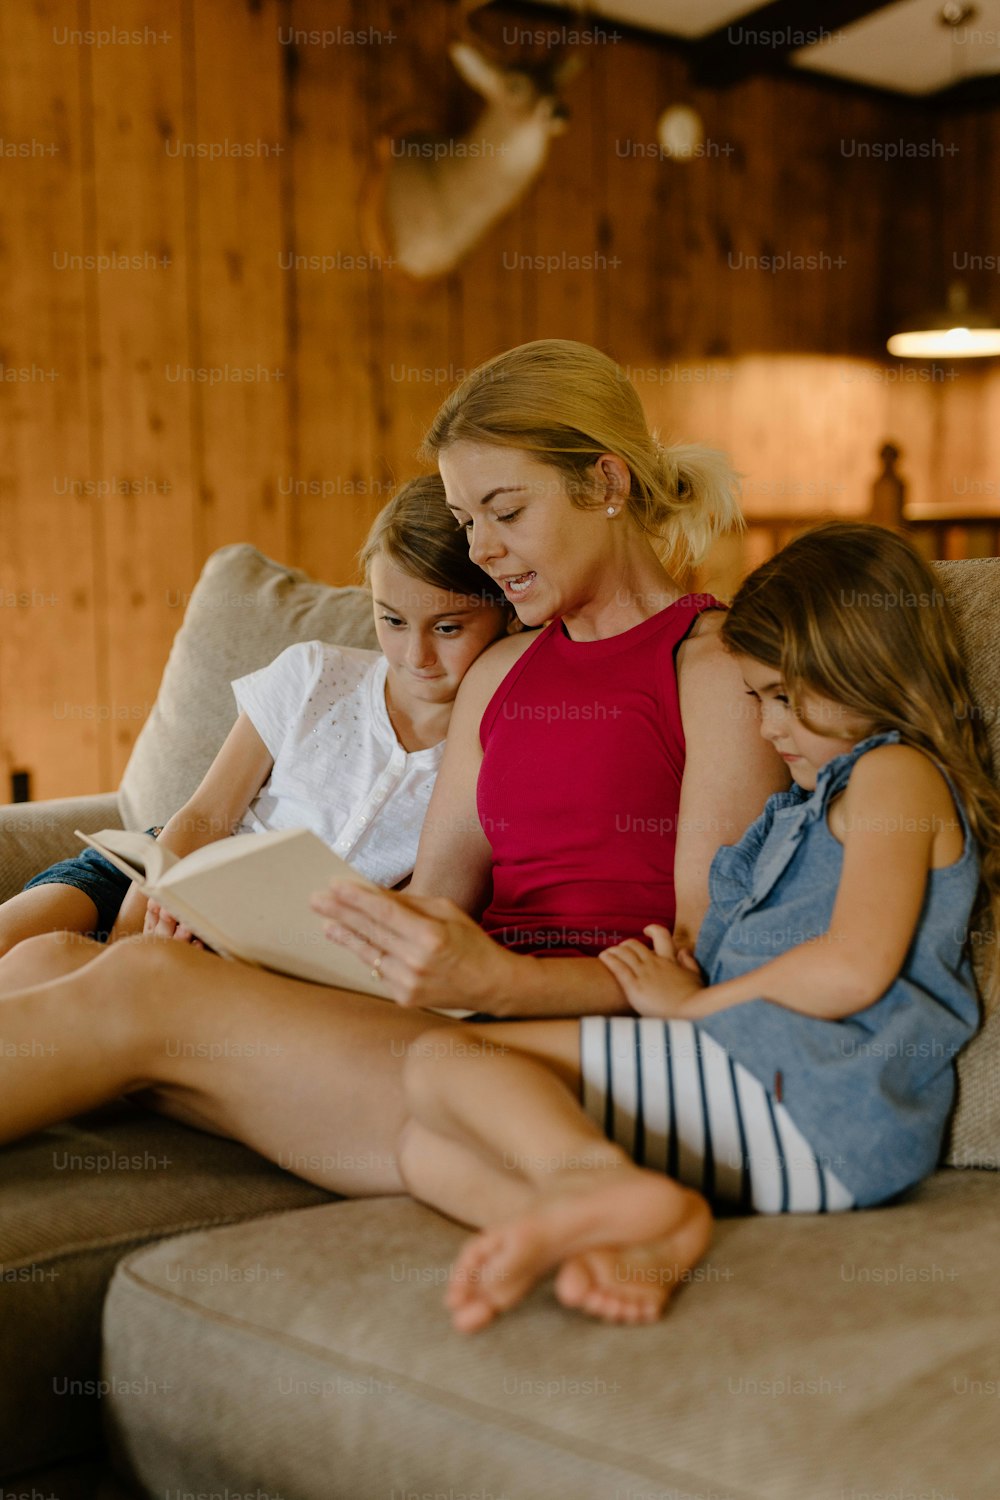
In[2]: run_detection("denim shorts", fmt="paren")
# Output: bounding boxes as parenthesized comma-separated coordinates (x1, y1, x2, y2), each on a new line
(23, 827, 162, 941)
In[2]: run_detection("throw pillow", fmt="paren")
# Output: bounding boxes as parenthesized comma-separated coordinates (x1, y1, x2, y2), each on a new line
(118, 544, 378, 830)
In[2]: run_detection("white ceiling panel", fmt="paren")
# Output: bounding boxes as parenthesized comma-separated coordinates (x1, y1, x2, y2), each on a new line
(791, 0, 1000, 95)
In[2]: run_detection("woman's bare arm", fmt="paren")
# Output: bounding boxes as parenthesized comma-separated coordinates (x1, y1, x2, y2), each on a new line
(672, 615, 789, 948)
(314, 883, 632, 1016)
(408, 630, 537, 911)
(317, 628, 631, 1016)
(606, 744, 957, 1024)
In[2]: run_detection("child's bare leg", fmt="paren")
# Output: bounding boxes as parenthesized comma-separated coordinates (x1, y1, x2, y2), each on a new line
(0, 934, 455, 1195)
(397, 1120, 532, 1225)
(0, 884, 101, 958)
(402, 1023, 713, 1331)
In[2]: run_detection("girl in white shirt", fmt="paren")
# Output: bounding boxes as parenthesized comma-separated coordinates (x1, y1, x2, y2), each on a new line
(3, 477, 513, 952)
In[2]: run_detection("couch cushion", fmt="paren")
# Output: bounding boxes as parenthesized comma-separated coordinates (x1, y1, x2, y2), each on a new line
(0, 792, 123, 904)
(103, 1172, 1000, 1500)
(933, 560, 1000, 1170)
(118, 544, 378, 830)
(6, 1455, 134, 1499)
(0, 1103, 329, 1479)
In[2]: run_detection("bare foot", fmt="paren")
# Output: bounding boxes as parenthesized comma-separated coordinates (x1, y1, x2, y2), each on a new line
(444, 1170, 712, 1332)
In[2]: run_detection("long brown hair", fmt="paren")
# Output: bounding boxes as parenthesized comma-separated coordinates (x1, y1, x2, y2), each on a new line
(420, 339, 743, 574)
(722, 520, 1000, 980)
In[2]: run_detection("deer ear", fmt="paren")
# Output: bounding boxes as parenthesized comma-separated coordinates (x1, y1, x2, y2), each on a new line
(448, 41, 506, 102)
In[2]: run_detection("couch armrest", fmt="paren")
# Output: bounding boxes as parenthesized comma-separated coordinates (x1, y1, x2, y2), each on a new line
(0, 793, 122, 902)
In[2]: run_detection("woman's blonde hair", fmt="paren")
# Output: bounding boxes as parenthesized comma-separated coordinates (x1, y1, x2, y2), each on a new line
(722, 520, 1000, 980)
(358, 474, 512, 619)
(420, 339, 743, 573)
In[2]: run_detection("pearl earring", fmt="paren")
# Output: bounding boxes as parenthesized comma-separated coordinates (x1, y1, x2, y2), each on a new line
(606, 505, 616, 516)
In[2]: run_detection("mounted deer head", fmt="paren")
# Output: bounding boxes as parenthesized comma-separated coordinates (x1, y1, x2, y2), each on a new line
(366, 40, 580, 280)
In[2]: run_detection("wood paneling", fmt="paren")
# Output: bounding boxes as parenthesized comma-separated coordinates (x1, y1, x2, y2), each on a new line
(2, 0, 999, 797)
(364, 0, 458, 490)
(187, 0, 292, 565)
(0, 0, 105, 798)
(601, 33, 671, 356)
(89, 0, 198, 784)
(287, 0, 381, 581)
(514, 45, 602, 345)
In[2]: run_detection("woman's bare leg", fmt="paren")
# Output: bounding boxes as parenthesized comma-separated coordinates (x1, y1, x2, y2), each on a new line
(0, 935, 713, 1314)
(396, 1022, 593, 1226)
(401, 1022, 713, 1330)
(0, 930, 109, 989)
(397, 1121, 531, 1224)
(0, 933, 450, 1194)
(0, 884, 102, 958)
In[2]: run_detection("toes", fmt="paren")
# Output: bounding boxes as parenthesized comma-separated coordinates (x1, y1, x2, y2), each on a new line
(556, 1250, 668, 1325)
(445, 1228, 526, 1328)
(450, 1297, 498, 1335)
(580, 1286, 664, 1325)
(445, 1232, 498, 1309)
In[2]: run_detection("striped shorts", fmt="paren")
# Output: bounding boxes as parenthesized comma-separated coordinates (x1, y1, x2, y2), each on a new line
(580, 1016, 854, 1214)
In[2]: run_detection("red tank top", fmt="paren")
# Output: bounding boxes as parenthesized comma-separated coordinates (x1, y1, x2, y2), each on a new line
(477, 595, 724, 956)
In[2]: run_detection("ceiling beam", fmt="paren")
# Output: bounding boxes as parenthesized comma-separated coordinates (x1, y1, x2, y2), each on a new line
(690, 0, 896, 88)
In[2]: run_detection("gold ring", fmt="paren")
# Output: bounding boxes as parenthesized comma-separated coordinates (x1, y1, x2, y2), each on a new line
(371, 953, 383, 981)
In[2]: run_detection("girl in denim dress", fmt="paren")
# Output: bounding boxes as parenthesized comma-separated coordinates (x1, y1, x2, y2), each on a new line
(393, 522, 1000, 1330)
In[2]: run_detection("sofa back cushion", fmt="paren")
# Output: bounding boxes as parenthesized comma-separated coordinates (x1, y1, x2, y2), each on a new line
(118, 544, 378, 831)
(932, 559, 1000, 1169)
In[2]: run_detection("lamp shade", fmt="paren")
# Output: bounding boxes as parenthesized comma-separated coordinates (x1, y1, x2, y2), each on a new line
(887, 281, 1000, 359)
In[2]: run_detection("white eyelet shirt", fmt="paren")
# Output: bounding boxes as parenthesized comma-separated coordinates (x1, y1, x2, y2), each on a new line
(231, 641, 443, 888)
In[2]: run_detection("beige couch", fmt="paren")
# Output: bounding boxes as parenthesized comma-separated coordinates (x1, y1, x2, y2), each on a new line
(2, 543, 999, 1500)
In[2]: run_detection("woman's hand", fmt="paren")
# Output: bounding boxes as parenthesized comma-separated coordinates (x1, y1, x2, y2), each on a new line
(143, 898, 206, 950)
(598, 925, 704, 1018)
(310, 881, 514, 1011)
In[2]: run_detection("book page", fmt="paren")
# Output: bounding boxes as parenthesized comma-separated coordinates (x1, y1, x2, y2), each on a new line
(155, 828, 391, 998)
(74, 828, 178, 888)
(80, 825, 473, 1016)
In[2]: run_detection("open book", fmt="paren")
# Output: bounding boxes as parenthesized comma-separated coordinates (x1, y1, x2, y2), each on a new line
(75, 827, 472, 1016)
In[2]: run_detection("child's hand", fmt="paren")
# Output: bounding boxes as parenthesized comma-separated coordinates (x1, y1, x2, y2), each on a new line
(599, 924, 704, 1018)
(143, 899, 205, 949)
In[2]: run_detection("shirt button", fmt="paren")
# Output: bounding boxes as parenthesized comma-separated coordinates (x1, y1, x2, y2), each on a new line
(359, 816, 367, 824)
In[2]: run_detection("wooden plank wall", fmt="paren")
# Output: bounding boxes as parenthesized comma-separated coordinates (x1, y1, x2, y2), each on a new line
(0, 0, 106, 794)
(2, 0, 999, 798)
(89, 0, 199, 784)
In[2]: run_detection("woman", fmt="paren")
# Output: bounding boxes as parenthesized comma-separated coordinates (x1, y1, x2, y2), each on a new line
(0, 341, 785, 1203)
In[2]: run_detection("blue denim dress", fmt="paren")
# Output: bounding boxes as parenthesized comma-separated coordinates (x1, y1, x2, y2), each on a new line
(693, 731, 981, 1207)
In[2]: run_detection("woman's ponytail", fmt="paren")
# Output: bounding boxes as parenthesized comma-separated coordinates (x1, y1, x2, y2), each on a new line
(648, 439, 745, 573)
